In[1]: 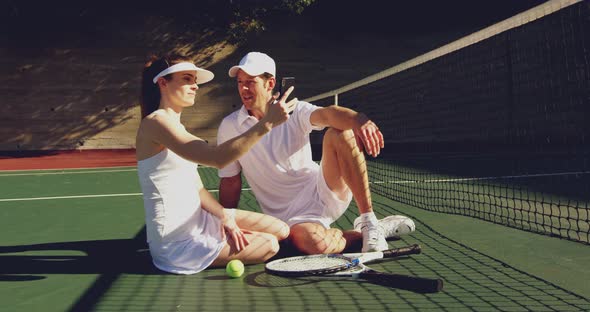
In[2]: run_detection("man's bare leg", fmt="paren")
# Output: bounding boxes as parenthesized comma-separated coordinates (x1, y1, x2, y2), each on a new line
(320, 128, 388, 252)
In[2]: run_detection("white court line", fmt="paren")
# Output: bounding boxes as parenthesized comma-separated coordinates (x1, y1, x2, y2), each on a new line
(2, 171, 586, 202)
(0, 193, 142, 202)
(0, 188, 253, 202)
(0, 168, 138, 177)
(0, 165, 218, 177)
(371, 171, 590, 184)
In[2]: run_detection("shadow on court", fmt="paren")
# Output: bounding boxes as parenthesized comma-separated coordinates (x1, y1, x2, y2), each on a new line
(0, 227, 161, 279)
(0, 227, 164, 311)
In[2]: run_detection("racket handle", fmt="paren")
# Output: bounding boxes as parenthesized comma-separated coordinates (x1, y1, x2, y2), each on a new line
(382, 244, 422, 259)
(359, 271, 443, 293)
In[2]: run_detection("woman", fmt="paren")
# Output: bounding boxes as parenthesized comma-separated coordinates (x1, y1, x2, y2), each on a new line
(136, 53, 295, 274)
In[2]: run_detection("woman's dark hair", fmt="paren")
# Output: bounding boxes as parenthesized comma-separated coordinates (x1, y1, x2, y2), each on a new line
(140, 53, 193, 118)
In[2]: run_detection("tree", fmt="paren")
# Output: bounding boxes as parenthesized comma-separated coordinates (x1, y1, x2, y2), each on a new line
(219, 0, 317, 42)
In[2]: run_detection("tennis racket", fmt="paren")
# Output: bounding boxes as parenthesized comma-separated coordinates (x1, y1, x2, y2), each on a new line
(265, 244, 443, 293)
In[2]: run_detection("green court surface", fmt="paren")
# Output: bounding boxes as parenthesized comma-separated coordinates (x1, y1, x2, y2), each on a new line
(1, 167, 589, 312)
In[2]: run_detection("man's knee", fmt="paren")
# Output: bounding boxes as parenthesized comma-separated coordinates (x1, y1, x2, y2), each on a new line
(324, 128, 358, 152)
(324, 128, 353, 143)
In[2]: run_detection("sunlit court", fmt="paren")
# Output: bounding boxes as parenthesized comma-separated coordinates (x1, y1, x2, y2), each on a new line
(1, 0, 589, 311)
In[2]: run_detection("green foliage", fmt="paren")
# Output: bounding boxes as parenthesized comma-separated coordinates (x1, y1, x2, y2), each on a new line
(1, 0, 316, 44)
(281, 0, 316, 14)
(225, 0, 316, 43)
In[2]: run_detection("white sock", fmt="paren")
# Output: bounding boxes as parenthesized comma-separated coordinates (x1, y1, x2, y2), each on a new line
(360, 212, 378, 227)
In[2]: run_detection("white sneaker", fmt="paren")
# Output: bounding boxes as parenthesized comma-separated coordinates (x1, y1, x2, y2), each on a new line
(357, 221, 389, 252)
(354, 215, 416, 240)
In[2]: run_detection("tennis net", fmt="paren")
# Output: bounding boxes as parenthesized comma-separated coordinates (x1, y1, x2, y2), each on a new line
(306, 0, 589, 244)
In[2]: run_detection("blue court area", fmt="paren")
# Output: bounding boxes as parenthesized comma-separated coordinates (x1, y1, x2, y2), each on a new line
(0, 166, 588, 311)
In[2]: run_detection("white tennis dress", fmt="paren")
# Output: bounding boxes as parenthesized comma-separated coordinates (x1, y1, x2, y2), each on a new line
(137, 148, 225, 274)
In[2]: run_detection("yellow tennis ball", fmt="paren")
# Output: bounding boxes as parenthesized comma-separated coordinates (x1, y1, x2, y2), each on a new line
(226, 259, 245, 278)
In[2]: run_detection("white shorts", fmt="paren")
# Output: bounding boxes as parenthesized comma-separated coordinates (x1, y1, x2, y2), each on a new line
(286, 162, 353, 228)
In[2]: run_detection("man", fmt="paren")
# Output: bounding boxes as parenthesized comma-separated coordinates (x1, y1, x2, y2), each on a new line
(217, 52, 415, 254)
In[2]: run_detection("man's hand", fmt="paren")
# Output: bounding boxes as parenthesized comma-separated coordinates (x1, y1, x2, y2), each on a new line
(262, 87, 298, 129)
(353, 113, 384, 157)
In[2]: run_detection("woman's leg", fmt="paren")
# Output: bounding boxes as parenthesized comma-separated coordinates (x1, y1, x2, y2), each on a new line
(234, 209, 290, 240)
(289, 223, 363, 255)
(289, 222, 346, 254)
(210, 231, 279, 267)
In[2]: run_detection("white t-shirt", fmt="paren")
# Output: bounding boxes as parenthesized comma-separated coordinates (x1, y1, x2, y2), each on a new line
(217, 101, 325, 221)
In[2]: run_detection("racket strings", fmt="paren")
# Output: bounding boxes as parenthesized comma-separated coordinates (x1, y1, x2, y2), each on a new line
(266, 255, 354, 276)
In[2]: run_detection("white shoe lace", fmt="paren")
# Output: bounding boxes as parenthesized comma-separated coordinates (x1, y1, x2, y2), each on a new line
(378, 216, 415, 238)
(361, 223, 387, 252)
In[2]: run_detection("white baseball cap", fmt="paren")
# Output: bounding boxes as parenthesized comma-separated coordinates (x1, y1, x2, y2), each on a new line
(228, 52, 276, 77)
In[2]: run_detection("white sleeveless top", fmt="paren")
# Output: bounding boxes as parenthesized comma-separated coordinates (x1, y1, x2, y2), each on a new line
(137, 148, 225, 274)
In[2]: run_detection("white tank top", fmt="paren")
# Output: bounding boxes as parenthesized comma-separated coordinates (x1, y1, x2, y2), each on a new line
(137, 148, 225, 274)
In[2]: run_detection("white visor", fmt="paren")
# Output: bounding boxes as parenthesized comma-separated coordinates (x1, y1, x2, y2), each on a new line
(152, 62, 214, 84)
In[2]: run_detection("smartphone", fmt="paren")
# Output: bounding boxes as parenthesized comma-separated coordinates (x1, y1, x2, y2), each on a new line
(280, 77, 295, 101)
